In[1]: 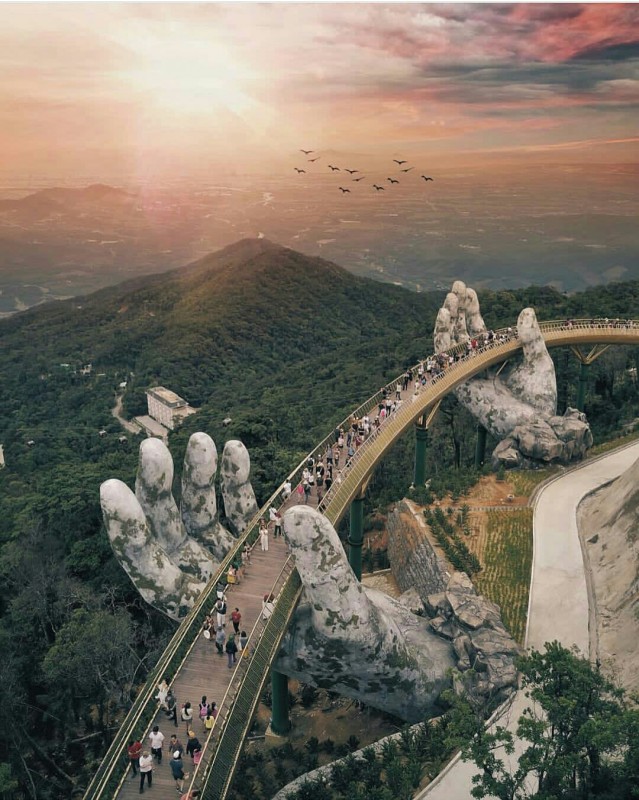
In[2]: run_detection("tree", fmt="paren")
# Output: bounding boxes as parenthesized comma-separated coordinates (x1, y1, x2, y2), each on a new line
(42, 607, 138, 727)
(458, 642, 639, 799)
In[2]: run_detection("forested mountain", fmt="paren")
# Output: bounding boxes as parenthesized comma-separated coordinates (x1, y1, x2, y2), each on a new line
(2, 238, 639, 795)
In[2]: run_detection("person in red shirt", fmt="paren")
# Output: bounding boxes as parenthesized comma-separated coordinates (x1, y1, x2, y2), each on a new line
(127, 740, 142, 777)
(230, 607, 241, 634)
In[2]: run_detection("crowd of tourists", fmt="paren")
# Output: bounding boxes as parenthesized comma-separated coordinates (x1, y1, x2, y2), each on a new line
(123, 319, 572, 793)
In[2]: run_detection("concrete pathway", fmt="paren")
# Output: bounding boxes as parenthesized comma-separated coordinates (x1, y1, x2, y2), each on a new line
(418, 440, 639, 800)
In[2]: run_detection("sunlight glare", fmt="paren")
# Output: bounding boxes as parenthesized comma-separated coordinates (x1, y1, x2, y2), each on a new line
(128, 37, 257, 119)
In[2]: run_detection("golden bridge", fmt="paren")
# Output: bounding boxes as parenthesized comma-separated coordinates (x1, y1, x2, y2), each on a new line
(83, 318, 639, 800)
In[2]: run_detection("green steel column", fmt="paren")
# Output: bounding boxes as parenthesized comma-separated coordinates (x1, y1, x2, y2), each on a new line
(349, 496, 364, 581)
(270, 670, 291, 734)
(474, 425, 487, 468)
(576, 361, 590, 412)
(414, 424, 429, 486)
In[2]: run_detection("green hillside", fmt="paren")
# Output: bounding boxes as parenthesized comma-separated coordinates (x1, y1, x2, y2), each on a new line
(2, 238, 639, 795)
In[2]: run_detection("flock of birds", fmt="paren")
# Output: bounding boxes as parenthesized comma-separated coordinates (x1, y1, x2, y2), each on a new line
(294, 149, 434, 194)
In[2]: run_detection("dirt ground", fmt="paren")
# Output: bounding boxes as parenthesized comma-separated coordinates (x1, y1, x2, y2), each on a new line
(423, 474, 530, 567)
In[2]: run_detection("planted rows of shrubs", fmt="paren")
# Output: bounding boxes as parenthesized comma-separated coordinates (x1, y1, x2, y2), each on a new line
(424, 506, 481, 576)
(229, 718, 459, 800)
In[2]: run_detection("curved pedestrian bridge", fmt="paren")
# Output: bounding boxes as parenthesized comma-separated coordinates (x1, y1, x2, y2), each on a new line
(83, 318, 639, 800)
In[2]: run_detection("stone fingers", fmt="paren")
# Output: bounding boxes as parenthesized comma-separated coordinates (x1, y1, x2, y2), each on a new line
(136, 438, 216, 581)
(283, 507, 381, 641)
(450, 280, 470, 343)
(181, 433, 235, 561)
(220, 440, 258, 535)
(434, 307, 453, 355)
(505, 307, 557, 416)
(100, 479, 205, 619)
(465, 287, 487, 337)
(435, 281, 477, 354)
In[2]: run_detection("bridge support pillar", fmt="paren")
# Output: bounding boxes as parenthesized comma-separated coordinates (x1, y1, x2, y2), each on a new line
(576, 361, 590, 412)
(348, 496, 364, 582)
(414, 422, 429, 487)
(270, 670, 291, 735)
(474, 425, 487, 468)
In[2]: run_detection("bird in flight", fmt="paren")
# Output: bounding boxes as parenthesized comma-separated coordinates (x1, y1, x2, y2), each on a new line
(352, 176, 365, 182)
(294, 168, 306, 174)
(345, 169, 358, 175)
(339, 187, 351, 193)
(300, 149, 313, 155)
(308, 157, 321, 162)
(387, 178, 399, 184)
(400, 167, 414, 173)
(373, 184, 385, 191)
(328, 165, 340, 171)
(421, 175, 434, 181)
(393, 159, 407, 165)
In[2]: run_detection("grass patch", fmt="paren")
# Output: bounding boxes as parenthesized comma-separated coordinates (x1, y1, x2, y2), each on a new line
(508, 468, 559, 497)
(590, 428, 639, 456)
(473, 508, 533, 645)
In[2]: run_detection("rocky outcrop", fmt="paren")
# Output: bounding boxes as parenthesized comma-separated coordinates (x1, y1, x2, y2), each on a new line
(387, 500, 450, 595)
(425, 572, 521, 700)
(578, 453, 639, 692)
(434, 281, 592, 469)
(385, 498, 520, 701)
(492, 408, 593, 469)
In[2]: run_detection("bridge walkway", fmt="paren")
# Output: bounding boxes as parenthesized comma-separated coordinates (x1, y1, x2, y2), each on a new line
(86, 318, 639, 800)
(116, 535, 289, 799)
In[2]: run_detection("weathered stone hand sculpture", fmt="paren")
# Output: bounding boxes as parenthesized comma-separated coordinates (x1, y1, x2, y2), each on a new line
(100, 434, 257, 618)
(434, 280, 593, 466)
(101, 435, 520, 720)
(277, 506, 456, 721)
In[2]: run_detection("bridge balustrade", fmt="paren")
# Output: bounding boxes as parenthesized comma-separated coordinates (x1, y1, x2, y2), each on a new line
(84, 317, 639, 800)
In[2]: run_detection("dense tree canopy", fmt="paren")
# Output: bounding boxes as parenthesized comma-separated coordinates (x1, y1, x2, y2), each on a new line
(1, 240, 639, 793)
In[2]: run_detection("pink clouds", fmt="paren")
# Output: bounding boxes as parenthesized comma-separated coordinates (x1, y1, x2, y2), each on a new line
(0, 3, 636, 176)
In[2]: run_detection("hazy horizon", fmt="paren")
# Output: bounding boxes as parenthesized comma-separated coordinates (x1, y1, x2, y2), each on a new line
(0, 3, 637, 313)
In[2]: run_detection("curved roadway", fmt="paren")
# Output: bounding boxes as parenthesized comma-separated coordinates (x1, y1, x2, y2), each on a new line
(419, 439, 639, 800)
(86, 319, 639, 800)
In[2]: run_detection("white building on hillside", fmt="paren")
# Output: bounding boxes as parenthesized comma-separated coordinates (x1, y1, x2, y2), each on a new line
(146, 387, 196, 431)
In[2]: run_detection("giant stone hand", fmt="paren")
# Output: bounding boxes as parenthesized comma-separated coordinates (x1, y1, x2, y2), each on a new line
(101, 434, 521, 720)
(100, 434, 257, 619)
(434, 281, 593, 467)
(276, 506, 458, 721)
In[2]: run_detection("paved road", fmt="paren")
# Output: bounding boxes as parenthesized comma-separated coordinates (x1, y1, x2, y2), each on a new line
(418, 441, 639, 800)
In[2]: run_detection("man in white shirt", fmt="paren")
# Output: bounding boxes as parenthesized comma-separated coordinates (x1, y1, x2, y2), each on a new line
(148, 725, 164, 764)
(139, 750, 153, 793)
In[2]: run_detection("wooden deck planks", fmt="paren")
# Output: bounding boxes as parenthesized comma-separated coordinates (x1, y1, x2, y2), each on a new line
(115, 534, 289, 800)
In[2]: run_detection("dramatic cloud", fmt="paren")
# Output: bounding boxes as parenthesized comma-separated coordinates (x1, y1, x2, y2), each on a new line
(0, 3, 636, 176)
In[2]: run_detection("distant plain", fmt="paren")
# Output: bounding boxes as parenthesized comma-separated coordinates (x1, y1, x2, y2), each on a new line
(0, 162, 636, 315)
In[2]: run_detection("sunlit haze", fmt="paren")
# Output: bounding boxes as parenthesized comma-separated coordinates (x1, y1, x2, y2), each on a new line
(1, 2, 638, 180)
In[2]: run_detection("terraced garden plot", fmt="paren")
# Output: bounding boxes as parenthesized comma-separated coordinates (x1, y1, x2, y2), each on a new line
(472, 508, 533, 644)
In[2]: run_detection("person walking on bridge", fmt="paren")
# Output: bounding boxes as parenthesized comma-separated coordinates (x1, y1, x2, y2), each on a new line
(170, 750, 188, 793)
(226, 634, 238, 668)
(127, 739, 142, 777)
(215, 625, 225, 655)
(138, 751, 153, 793)
(260, 520, 269, 551)
(148, 725, 164, 764)
(231, 607, 242, 634)
(215, 596, 227, 628)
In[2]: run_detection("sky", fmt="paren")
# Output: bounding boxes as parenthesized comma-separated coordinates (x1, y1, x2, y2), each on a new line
(0, 2, 638, 179)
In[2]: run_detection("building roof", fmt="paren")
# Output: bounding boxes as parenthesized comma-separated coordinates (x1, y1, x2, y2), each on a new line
(146, 386, 186, 408)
